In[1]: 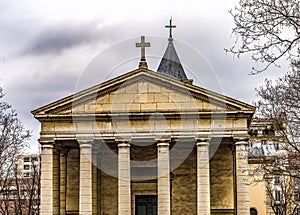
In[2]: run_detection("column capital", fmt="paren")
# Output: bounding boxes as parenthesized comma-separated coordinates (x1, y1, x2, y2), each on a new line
(157, 142, 170, 147)
(117, 142, 130, 148)
(155, 135, 171, 142)
(39, 140, 54, 148)
(78, 139, 94, 148)
(233, 136, 249, 143)
(41, 144, 54, 149)
(195, 138, 210, 146)
(156, 138, 171, 147)
(234, 138, 249, 145)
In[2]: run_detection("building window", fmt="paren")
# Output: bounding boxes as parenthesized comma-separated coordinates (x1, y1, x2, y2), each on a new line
(275, 176, 280, 184)
(275, 191, 281, 201)
(23, 172, 30, 177)
(23, 157, 30, 162)
(274, 141, 279, 150)
(248, 141, 253, 148)
(250, 208, 257, 215)
(24, 165, 30, 170)
(31, 157, 38, 162)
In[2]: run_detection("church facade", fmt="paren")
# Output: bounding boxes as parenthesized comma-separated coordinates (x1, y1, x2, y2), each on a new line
(33, 24, 255, 215)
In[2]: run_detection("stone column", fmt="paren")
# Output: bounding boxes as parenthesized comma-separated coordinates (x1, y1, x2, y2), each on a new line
(157, 140, 170, 215)
(92, 150, 98, 215)
(53, 149, 60, 215)
(79, 141, 93, 215)
(40, 142, 54, 215)
(235, 140, 250, 215)
(196, 139, 210, 215)
(97, 152, 102, 215)
(60, 149, 68, 215)
(118, 142, 131, 215)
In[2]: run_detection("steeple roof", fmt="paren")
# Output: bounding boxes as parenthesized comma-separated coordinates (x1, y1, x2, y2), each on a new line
(157, 19, 188, 81)
(157, 38, 188, 80)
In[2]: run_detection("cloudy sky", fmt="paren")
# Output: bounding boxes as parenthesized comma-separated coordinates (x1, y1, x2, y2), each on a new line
(0, 0, 288, 152)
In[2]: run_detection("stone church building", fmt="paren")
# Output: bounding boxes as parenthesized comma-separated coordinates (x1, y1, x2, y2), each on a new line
(33, 23, 255, 215)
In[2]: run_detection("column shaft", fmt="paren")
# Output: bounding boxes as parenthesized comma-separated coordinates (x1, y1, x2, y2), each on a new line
(118, 142, 131, 215)
(79, 142, 93, 215)
(40, 143, 54, 215)
(60, 150, 68, 215)
(157, 141, 170, 215)
(92, 152, 98, 215)
(97, 154, 102, 215)
(197, 141, 210, 215)
(53, 149, 60, 215)
(235, 141, 250, 215)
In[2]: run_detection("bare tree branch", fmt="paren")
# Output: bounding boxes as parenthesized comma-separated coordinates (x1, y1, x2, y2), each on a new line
(251, 67, 300, 214)
(226, 0, 300, 74)
(0, 86, 34, 215)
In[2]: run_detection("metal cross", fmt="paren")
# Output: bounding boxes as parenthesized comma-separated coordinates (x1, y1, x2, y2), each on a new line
(136, 36, 150, 61)
(165, 17, 176, 38)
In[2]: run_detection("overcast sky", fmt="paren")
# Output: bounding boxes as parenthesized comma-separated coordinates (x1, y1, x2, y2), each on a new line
(0, 0, 288, 152)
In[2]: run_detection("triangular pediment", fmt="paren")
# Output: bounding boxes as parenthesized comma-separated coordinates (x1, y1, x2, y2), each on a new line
(32, 68, 255, 118)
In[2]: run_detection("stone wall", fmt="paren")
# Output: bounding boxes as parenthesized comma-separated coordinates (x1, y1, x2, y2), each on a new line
(64, 142, 235, 214)
(171, 148, 197, 215)
(66, 148, 79, 214)
(100, 173, 118, 215)
(210, 144, 234, 210)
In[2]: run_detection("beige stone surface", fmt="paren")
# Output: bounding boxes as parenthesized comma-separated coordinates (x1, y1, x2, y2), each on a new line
(60, 151, 67, 215)
(53, 150, 60, 215)
(235, 141, 250, 215)
(66, 149, 79, 213)
(33, 68, 255, 215)
(79, 142, 93, 214)
(40, 144, 53, 215)
(210, 144, 234, 209)
(157, 142, 170, 215)
(118, 143, 131, 215)
(197, 141, 211, 215)
(171, 149, 197, 215)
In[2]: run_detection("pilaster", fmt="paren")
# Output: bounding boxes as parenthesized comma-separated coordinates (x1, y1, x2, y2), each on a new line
(92, 149, 98, 215)
(53, 148, 60, 215)
(118, 142, 131, 215)
(157, 139, 171, 215)
(60, 149, 68, 215)
(235, 139, 250, 215)
(79, 140, 93, 215)
(196, 139, 211, 215)
(40, 141, 54, 215)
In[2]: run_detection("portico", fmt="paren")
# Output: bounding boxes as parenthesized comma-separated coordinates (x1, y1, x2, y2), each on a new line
(33, 25, 255, 214)
(34, 66, 254, 215)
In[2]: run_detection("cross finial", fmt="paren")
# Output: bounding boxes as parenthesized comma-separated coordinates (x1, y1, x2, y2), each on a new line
(136, 36, 150, 68)
(165, 17, 176, 39)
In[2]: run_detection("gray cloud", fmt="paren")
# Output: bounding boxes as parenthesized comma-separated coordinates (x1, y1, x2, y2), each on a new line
(22, 20, 107, 55)
(1, 7, 284, 153)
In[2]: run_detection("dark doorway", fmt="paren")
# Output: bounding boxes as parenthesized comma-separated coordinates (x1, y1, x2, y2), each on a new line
(135, 195, 157, 215)
(250, 208, 258, 215)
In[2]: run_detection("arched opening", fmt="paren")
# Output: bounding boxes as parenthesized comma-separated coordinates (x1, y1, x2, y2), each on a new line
(250, 208, 258, 215)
